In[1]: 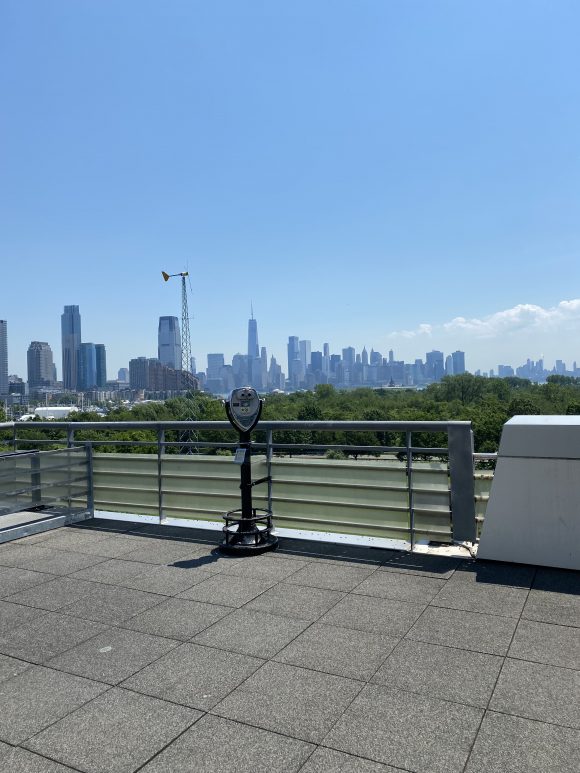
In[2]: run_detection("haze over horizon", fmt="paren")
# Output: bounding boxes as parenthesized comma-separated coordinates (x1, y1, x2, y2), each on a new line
(1, 1, 579, 378)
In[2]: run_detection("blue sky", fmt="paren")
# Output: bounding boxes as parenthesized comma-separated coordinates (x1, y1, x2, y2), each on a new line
(1, 1, 580, 378)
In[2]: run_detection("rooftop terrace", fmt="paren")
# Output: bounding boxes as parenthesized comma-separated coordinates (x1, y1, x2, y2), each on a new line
(0, 518, 578, 773)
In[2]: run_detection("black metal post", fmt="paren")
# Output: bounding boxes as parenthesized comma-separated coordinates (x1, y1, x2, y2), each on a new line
(220, 423, 277, 555)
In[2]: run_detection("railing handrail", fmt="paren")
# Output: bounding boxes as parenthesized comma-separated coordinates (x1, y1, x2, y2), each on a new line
(4, 419, 471, 432)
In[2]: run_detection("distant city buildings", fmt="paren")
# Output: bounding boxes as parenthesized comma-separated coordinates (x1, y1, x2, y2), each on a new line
(5, 301, 580, 408)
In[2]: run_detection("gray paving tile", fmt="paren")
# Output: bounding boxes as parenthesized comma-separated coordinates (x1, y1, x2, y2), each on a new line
(4, 576, 99, 611)
(408, 606, 518, 655)
(122, 642, 263, 710)
(139, 713, 314, 773)
(0, 745, 78, 772)
(0, 665, 106, 744)
(35, 528, 114, 549)
(124, 597, 231, 640)
(214, 661, 363, 743)
(464, 711, 580, 773)
(523, 587, 580, 628)
(68, 557, 154, 584)
(0, 612, 107, 664)
(324, 683, 483, 773)
(245, 582, 344, 622)
(119, 539, 208, 565)
(178, 573, 276, 606)
(66, 535, 147, 558)
(509, 618, 580, 669)
(431, 576, 529, 618)
(285, 562, 375, 591)
(47, 627, 180, 684)
(60, 583, 165, 625)
(354, 570, 446, 604)
(0, 543, 57, 568)
(24, 687, 200, 773)
(372, 638, 503, 708)
(0, 566, 54, 597)
(194, 607, 308, 657)
(221, 554, 309, 581)
(0, 599, 48, 633)
(319, 593, 425, 637)
(17, 548, 108, 576)
(490, 657, 580, 728)
(301, 747, 402, 773)
(121, 563, 218, 595)
(0, 652, 31, 682)
(454, 560, 535, 588)
(533, 567, 580, 594)
(380, 552, 460, 579)
(275, 623, 399, 681)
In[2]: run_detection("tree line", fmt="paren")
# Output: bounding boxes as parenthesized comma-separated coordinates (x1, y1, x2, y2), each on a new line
(4, 374, 580, 455)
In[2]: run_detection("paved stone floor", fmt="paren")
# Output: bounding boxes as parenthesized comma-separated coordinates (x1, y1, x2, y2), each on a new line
(0, 518, 578, 772)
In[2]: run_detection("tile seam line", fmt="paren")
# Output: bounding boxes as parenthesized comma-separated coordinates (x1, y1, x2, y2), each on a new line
(131, 710, 207, 773)
(459, 565, 537, 773)
(7, 745, 87, 773)
(195, 575, 366, 742)
(299, 580, 436, 767)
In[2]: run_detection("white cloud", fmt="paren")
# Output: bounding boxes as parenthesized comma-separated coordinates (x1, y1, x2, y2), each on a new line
(391, 299, 580, 340)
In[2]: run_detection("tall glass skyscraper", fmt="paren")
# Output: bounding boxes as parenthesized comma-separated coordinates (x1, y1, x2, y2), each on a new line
(158, 317, 181, 370)
(0, 320, 8, 396)
(78, 343, 97, 390)
(61, 306, 81, 391)
(95, 344, 107, 387)
(27, 341, 55, 389)
(248, 312, 260, 387)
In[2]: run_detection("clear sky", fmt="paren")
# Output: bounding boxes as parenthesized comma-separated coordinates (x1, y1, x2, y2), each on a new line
(1, 0, 580, 378)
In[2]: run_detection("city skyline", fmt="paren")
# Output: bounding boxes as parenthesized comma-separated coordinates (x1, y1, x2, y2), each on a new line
(1, 4, 580, 381)
(3, 301, 580, 396)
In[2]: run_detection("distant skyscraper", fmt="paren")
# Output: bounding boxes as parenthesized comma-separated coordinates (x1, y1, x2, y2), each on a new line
(362, 347, 369, 366)
(78, 343, 97, 390)
(451, 350, 466, 375)
(299, 340, 311, 370)
(0, 321, 7, 395)
(426, 350, 445, 382)
(342, 347, 355, 371)
(445, 354, 454, 376)
(248, 311, 260, 385)
(118, 367, 130, 383)
(158, 317, 181, 370)
(27, 341, 55, 389)
(311, 351, 323, 372)
(207, 353, 225, 380)
(287, 336, 300, 386)
(95, 344, 107, 387)
(61, 306, 82, 391)
(248, 312, 259, 360)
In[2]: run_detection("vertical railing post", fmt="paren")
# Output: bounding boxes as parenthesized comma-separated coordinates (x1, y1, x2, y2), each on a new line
(12, 424, 17, 452)
(406, 431, 415, 551)
(448, 423, 476, 542)
(67, 426, 75, 449)
(30, 452, 41, 508)
(85, 442, 94, 516)
(266, 429, 273, 516)
(157, 427, 165, 523)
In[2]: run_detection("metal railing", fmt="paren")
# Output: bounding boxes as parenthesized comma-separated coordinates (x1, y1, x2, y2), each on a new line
(0, 419, 479, 547)
(0, 445, 92, 520)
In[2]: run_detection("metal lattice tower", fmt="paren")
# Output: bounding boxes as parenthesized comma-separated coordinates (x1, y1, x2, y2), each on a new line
(162, 270, 198, 452)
